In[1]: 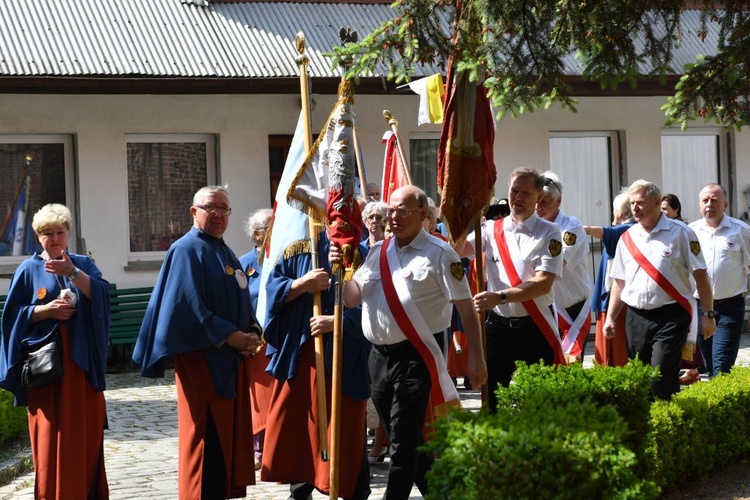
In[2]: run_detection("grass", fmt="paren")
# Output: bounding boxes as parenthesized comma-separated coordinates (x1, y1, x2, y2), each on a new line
(0, 433, 32, 487)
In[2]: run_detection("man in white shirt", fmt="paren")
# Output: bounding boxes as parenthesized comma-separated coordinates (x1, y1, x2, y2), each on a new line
(604, 179, 716, 399)
(332, 185, 487, 500)
(689, 183, 750, 377)
(535, 171, 593, 361)
(463, 167, 565, 411)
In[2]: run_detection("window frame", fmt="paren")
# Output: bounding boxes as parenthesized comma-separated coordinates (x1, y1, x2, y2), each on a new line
(125, 133, 217, 263)
(0, 134, 76, 271)
(409, 132, 441, 203)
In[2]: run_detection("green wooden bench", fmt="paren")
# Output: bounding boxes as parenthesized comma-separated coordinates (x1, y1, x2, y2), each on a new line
(109, 284, 153, 346)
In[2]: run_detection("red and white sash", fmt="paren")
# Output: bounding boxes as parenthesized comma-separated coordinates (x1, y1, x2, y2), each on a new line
(492, 221, 567, 366)
(379, 238, 460, 412)
(557, 294, 593, 358)
(621, 232, 698, 359)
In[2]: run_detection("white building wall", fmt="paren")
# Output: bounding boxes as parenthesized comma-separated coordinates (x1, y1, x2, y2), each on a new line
(0, 92, 747, 293)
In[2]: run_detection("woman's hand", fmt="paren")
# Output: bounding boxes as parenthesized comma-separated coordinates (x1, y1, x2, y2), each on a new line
(44, 251, 76, 277)
(38, 299, 77, 321)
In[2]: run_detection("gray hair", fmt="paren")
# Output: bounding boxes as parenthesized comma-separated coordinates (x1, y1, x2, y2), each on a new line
(362, 201, 389, 223)
(628, 179, 661, 202)
(426, 197, 439, 223)
(542, 171, 562, 200)
(244, 208, 273, 247)
(193, 185, 229, 205)
(32, 203, 72, 233)
(612, 190, 631, 219)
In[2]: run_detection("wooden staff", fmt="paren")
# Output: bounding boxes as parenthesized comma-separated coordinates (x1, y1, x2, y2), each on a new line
(330, 27, 358, 499)
(382, 110, 414, 185)
(295, 31, 329, 463)
(473, 215, 489, 406)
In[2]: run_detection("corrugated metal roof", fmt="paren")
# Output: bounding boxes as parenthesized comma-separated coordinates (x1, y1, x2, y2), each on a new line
(0, 1, 719, 79)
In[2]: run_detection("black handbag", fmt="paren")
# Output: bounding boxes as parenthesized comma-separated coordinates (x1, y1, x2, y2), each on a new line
(21, 332, 63, 387)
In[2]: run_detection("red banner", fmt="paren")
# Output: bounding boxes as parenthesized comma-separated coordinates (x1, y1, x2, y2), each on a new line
(380, 131, 409, 204)
(437, 61, 497, 245)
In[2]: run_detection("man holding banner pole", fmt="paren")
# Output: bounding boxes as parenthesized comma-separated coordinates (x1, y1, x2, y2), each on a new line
(331, 185, 487, 499)
(462, 167, 566, 412)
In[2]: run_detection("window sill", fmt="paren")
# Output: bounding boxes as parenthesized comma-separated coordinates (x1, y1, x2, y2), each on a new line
(124, 260, 164, 272)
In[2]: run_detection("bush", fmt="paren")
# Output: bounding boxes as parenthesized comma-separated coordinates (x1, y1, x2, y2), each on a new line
(647, 367, 750, 490)
(0, 389, 27, 444)
(495, 360, 657, 470)
(425, 361, 659, 499)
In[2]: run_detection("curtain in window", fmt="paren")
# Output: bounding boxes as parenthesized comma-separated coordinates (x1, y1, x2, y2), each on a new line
(661, 135, 719, 223)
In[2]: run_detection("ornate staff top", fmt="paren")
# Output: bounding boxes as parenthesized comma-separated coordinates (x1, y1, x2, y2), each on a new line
(383, 109, 398, 127)
(295, 31, 309, 67)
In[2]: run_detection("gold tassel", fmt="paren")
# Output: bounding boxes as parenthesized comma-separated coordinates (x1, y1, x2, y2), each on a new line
(682, 341, 696, 362)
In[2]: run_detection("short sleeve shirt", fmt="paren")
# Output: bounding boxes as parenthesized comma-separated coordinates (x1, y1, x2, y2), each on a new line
(552, 211, 592, 308)
(689, 215, 750, 300)
(467, 213, 563, 317)
(610, 214, 706, 309)
(353, 229, 472, 345)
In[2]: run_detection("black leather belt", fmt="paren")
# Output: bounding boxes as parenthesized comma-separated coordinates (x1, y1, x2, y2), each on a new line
(714, 294, 744, 307)
(488, 310, 531, 329)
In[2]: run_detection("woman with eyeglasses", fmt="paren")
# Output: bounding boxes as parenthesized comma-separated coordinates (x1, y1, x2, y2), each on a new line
(239, 208, 274, 471)
(0, 203, 110, 499)
(362, 201, 389, 248)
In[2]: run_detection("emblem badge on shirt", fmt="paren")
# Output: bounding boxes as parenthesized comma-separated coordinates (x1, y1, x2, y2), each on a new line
(235, 269, 248, 289)
(450, 262, 465, 281)
(246, 267, 256, 277)
(225, 265, 234, 275)
(663, 247, 673, 257)
(690, 241, 701, 256)
(36, 288, 47, 300)
(549, 239, 562, 257)
(728, 238, 736, 248)
(563, 231, 577, 246)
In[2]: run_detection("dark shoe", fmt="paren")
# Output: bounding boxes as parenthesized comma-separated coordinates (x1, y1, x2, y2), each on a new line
(367, 451, 386, 465)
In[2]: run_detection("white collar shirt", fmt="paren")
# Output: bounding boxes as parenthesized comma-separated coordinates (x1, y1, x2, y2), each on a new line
(552, 211, 593, 308)
(689, 215, 750, 300)
(467, 212, 563, 317)
(610, 214, 707, 309)
(353, 228, 472, 345)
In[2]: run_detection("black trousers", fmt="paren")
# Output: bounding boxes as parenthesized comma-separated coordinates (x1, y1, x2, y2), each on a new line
(485, 310, 554, 412)
(369, 336, 437, 500)
(626, 302, 690, 399)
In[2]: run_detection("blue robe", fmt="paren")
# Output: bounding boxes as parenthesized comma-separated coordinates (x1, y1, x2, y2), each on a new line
(238, 247, 262, 310)
(591, 222, 634, 314)
(0, 253, 110, 406)
(133, 227, 258, 398)
(262, 234, 370, 399)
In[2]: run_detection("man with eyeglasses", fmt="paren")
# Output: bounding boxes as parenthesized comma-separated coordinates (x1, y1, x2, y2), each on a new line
(331, 185, 487, 499)
(462, 167, 565, 412)
(134, 185, 263, 498)
(535, 171, 593, 362)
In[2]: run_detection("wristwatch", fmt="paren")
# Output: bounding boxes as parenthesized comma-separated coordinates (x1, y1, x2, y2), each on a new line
(702, 310, 716, 318)
(69, 267, 81, 281)
(499, 290, 508, 305)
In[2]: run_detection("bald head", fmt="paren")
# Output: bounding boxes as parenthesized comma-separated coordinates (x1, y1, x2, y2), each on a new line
(387, 185, 428, 246)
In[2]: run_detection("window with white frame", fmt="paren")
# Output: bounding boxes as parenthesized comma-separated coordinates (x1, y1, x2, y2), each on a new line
(548, 132, 620, 228)
(549, 132, 622, 282)
(409, 134, 440, 203)
(660, 128, 726, 223)
(126, 134, 216, 254)
(0, 135, 75, 260)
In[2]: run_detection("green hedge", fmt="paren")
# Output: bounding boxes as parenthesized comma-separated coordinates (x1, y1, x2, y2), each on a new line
(647, 367, 750, 491)
(0, 389, 27, 444)
(425, 361, 659, 500)
(424, 362, 750, 499)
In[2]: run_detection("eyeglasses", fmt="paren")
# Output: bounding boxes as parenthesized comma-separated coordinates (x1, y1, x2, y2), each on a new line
(195, 204, 232, 215)
(387, 206, 420, 218)
(366, 214, 384, 222)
